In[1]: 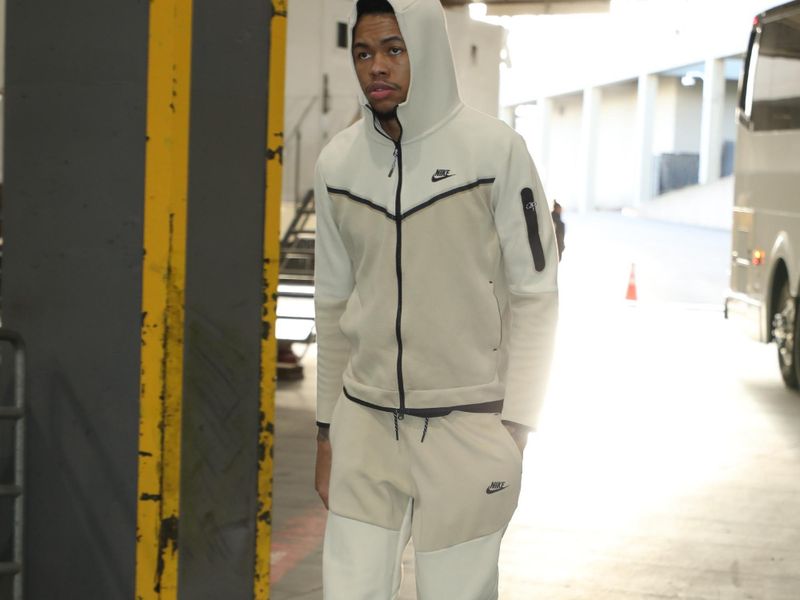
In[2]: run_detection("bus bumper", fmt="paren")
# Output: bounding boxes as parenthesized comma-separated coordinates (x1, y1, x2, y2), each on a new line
(725, 290, 767, 342)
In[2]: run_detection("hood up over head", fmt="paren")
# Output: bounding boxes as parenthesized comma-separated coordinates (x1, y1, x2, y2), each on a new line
(349, 0, 463, 143)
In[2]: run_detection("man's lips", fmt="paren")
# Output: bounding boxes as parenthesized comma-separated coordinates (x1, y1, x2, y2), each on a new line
(367, 82, 398, 100)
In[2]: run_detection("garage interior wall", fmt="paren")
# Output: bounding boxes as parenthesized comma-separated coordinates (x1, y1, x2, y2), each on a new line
(3, 0, 275, 597)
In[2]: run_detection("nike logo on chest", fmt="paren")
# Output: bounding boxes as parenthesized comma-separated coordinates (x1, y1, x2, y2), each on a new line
(431, 169, 455, 182)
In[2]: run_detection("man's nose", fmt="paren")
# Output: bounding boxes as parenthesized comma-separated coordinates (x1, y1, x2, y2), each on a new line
(370, 52, 390, 76)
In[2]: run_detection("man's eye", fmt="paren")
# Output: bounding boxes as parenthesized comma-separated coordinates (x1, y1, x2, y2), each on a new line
(357, 51, 371, 60)
(389, 47, 404, 56)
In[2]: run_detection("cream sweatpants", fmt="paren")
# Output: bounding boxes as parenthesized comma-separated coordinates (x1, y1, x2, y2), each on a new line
(323, 397, 523, 600)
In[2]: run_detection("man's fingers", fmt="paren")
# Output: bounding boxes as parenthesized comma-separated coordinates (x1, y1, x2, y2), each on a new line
(502, 421, 529, 455)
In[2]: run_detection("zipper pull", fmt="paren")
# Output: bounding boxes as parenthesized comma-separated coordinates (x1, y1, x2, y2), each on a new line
(388, 147, 398, 178)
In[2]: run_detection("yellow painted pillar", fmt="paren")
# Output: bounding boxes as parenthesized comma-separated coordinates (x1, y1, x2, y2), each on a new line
(255, 1, 288, 598)
(135, 0, 193, 597)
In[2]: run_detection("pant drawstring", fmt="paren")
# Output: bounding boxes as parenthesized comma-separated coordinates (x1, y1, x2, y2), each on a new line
(392, 411, 429, 443)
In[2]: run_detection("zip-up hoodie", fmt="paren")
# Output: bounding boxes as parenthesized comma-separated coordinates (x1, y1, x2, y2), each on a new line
(314, 0, 558, 430)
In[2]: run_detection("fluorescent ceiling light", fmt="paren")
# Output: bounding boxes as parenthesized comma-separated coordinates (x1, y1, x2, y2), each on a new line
(469, 2, 488, 19)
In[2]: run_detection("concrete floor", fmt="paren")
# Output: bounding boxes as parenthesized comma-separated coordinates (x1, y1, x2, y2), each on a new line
(270, 215, 800, 599)
(271, 320, 800, 599)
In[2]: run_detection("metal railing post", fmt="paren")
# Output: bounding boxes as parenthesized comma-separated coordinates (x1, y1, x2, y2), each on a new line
(0, 329, 26, 600)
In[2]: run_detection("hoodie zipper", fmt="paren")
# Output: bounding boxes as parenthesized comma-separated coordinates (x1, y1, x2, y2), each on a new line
(388, 147, 398, 178)
(369, 109, 407, 420)
(393, 137, 406, 419)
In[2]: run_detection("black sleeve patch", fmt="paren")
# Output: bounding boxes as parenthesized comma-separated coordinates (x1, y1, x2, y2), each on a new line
(520, 187, 546, 272)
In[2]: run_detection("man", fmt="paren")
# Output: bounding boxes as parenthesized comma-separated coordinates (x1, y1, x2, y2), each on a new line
(313, 0, 558, 598)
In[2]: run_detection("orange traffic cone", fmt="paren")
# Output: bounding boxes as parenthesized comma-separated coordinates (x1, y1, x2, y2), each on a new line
(625, 263, 638, 301)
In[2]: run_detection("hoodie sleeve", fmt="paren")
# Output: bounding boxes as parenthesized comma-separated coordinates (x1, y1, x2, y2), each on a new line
(491, 132, 559, 430)
(313, 160, 354, 426)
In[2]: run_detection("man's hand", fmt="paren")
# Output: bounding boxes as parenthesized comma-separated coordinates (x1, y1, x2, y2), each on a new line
(315, 427, 332, 509)
(502, 420, 531, 455)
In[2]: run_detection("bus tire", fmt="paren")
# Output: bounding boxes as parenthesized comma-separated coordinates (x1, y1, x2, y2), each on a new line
(773, 277, 800, 389)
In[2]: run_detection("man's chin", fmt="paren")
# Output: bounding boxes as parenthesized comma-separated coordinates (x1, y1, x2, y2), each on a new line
(369, 104, 398, 122)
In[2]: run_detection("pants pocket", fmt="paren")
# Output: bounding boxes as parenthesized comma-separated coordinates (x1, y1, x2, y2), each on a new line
(494, 416, 524, 465)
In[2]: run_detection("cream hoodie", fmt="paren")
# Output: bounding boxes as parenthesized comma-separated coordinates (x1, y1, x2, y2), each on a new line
(314, 0, 558, 430)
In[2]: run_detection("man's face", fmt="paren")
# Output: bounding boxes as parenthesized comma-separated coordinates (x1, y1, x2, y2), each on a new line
(352, 13, 410, 117)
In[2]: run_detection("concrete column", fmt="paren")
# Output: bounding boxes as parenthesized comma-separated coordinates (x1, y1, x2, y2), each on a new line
(0, 0, 5, 184)
(536, 97, 553, 187)
(4, 3, 149, 596)
(3, 0, 277, 597)
(634, 73, 658, 206)
(699, 57, 725, 185)
(579, 86, 601, 213)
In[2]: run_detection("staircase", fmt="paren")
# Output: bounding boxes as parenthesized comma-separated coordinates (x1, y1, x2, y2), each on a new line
(276, 191, 316, 379)
(279, 189, 315, 286)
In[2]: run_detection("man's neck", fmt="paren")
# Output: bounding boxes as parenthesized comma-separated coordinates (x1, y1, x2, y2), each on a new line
(379, 116, 401, 142)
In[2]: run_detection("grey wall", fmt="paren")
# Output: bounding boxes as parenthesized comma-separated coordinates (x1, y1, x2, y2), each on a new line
(4, 0, 149, 597)
(3, 0, 274, 598)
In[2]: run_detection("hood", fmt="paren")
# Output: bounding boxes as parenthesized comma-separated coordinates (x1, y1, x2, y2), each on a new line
(348, 0, 463, 143)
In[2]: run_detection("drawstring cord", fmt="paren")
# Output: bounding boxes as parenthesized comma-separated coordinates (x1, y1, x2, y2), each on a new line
(392, 411, 429, 443)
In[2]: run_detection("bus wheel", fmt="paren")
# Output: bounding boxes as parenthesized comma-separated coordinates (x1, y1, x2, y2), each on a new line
(773, 278, 800, 389)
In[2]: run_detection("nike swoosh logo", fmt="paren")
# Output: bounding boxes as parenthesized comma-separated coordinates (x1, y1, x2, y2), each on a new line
(485, 483, 509, 494)
(431, 173, 455, 182)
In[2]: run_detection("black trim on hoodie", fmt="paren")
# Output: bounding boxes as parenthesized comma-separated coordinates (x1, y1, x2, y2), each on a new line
(326, 187, 397, 220)
(326, 178, 496, 222)
(402, 177, 496, 219)
(343, 387, 503, 418)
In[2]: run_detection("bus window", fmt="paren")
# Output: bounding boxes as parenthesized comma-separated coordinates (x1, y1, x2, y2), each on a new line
(751, 13, 800, 131)
(740, 29, 759, 120)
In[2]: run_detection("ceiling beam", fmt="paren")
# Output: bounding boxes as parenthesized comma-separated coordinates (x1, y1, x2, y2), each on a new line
(441, 0, 611, 15)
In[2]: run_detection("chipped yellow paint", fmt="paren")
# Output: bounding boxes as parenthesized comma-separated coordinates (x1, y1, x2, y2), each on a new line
(135, 0, 193, 598)
(255, 1, 287, 597)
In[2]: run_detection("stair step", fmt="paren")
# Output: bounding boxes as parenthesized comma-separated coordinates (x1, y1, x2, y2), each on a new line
(278, 273, 315, 283)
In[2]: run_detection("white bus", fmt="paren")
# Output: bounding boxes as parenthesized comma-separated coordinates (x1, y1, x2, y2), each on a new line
(726, 0, 800, 387)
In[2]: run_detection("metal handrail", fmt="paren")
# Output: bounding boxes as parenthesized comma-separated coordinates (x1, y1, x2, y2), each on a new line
(0, 485, 22, 497)
(285, 96, 318, 208)
(0, 407, 22, 418)
(0, 563, 21, 576)
(0, 329, 26, 600)
(284, 95, 318, 143)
